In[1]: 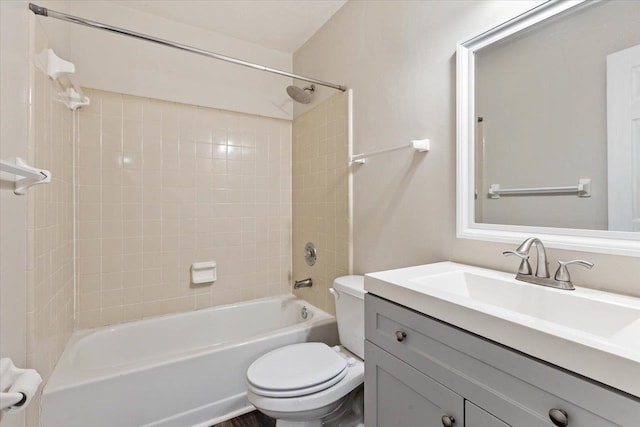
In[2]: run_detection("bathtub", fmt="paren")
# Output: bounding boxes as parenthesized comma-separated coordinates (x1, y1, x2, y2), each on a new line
(41, 295, 338, 427)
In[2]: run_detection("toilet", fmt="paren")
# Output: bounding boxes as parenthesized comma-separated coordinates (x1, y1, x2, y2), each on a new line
(246, 275, 365, 427)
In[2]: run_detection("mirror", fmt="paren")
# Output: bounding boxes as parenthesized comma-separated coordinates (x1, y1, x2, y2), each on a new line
(457, 0, 640, 256)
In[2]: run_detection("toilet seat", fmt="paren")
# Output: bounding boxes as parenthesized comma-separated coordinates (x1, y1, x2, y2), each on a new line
(247, 347, 365, 416)
(247, 343, 347, 398)
(248, 367, 347, 398)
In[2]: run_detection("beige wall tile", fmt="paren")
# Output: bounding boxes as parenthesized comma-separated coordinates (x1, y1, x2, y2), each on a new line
(25, 20, 75, 425)
(292, 92, 351, 314)
(77, 89, 292, 327)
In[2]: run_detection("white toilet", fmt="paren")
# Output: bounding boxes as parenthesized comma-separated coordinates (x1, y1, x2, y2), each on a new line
(246, 275, 365, 427)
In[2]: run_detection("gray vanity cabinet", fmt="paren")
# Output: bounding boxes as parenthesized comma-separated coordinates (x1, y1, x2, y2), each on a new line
(365, 341, 464, 426)
(364, 294, 640, 427)
(466, 402, 510, 427)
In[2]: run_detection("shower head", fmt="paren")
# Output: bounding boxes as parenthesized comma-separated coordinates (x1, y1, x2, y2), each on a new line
(286, 84, 315, 104)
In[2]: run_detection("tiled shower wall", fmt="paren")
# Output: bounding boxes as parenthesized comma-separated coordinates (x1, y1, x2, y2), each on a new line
(76, 89, 292, 328)
(25, 20, 75, 426)
(292, 92, 351, 314)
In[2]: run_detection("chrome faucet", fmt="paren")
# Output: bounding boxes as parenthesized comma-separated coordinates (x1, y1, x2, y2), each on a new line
(504, 237, 550, 279)
(293, 278, 313, 290)
(503, 238, 593, 290)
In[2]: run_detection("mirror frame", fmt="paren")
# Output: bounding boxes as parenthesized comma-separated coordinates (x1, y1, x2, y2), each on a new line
(456, 0, 640, 257)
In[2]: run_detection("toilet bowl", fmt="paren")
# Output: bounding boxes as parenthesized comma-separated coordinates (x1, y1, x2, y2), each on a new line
(246, 276, 365, 427)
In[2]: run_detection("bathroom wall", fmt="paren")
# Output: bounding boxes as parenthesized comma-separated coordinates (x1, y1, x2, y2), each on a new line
(76, 88, 292, 328)
(23, 18, 76, 427)
(0, 2, 30, 427)
(293, 0, 640, 297)
(34, 0, 293, 120)
(292, 92, 351, 314)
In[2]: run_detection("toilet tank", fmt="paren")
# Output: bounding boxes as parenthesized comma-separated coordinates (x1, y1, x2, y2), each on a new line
(331, 275, 365, 359)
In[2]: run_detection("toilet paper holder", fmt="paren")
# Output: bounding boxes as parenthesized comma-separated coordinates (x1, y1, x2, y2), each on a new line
(0, 358, 42, 414)
(1, 390, 27, 409)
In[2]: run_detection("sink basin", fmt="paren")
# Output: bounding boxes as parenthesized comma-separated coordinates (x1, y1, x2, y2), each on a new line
(365, 262, 640, 397)
(410, 271, 640, 341)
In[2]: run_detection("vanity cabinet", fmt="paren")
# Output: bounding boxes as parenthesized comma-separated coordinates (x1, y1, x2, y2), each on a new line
(365, 341, 463, 426)
(465, 401, 509, 427)
(364, 294, 640, 427)
(366, 341, 507, 427)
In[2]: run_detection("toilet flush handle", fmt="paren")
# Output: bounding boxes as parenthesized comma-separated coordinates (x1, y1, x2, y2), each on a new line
(329, 288, 340, 300)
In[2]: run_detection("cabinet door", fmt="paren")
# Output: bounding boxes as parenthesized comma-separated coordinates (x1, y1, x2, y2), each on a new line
(365, 341, 464, 427)
(465, 401, 510, 427)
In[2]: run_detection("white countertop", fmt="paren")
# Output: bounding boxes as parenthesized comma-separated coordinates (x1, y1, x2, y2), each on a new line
(365, 262, 640, 397)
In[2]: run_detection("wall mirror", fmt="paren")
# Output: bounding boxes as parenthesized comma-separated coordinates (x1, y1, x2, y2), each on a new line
(457, 0, 640, 257)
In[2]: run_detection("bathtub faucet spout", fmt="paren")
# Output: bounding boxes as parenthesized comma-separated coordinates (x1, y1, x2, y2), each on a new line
(294, 278, 313, 290)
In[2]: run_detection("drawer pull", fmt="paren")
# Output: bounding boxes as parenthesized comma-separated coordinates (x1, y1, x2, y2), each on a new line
(441, 415, 455, 427)
(395, 331, 407, 342)
(549, 408, 568, 426)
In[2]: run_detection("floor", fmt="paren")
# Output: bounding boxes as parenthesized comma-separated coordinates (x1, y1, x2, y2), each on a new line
(212, 410, 276, 427)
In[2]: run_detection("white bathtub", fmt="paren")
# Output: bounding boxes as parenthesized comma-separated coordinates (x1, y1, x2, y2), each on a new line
(41, 295, 338, 427)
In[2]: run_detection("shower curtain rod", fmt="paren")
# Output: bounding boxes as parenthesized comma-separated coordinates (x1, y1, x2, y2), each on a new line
(28, 3, 347, 92)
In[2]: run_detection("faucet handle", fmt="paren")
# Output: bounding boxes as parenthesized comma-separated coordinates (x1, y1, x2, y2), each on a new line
(502, 251, 532, 275)
(554, 260, 594, 283)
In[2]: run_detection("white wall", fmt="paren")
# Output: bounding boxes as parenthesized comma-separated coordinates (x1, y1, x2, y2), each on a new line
(0, 2, 30, 427)
(293, 0, 640, 297)
(35, 1, 294, 120)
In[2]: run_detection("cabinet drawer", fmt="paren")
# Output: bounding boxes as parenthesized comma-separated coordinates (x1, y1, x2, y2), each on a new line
(365, 294, 640, 426)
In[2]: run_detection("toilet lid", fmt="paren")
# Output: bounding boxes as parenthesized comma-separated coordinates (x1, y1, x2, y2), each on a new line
(247, 343, 347, 392)
(247, 367, 347, 398)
